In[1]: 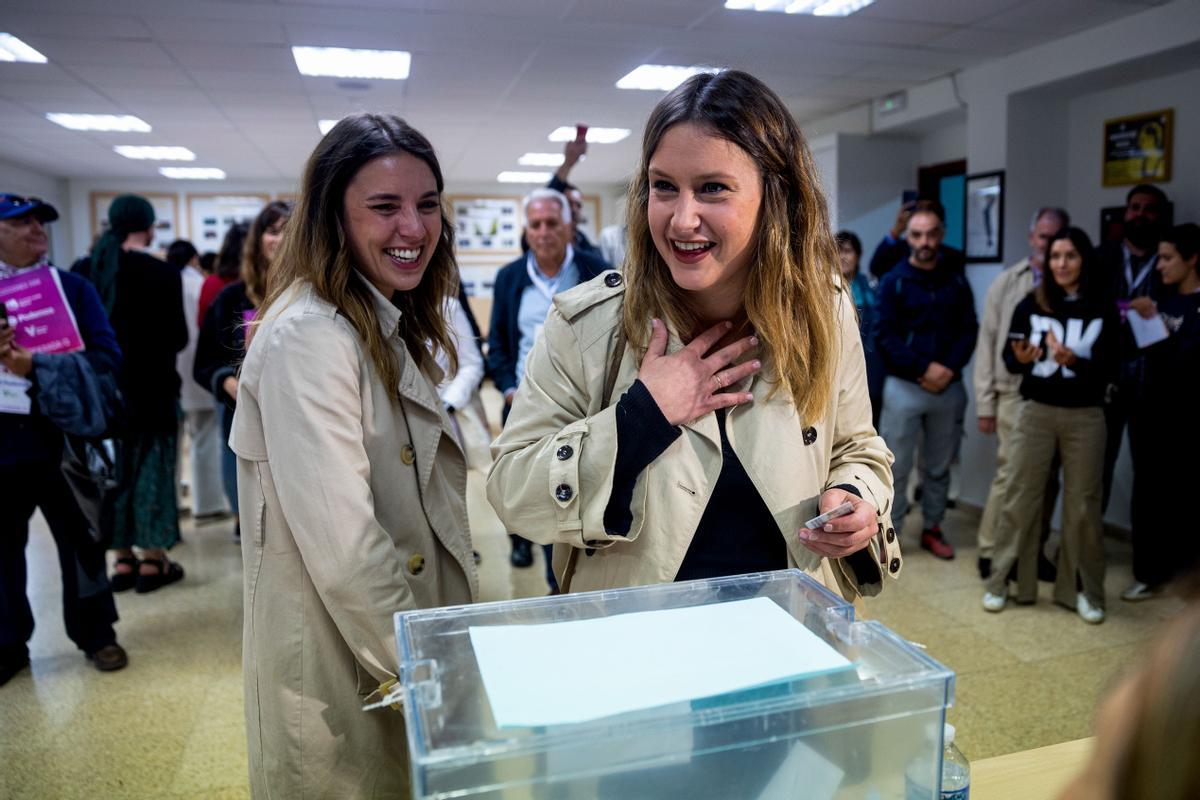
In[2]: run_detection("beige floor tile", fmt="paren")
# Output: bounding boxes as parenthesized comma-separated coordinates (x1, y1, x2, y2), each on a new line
(0, 451, 1185, 798)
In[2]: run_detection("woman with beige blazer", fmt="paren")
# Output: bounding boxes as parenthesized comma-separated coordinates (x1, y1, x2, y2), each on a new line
(230, 114, 477, 799)
(488, 71, 899, 601)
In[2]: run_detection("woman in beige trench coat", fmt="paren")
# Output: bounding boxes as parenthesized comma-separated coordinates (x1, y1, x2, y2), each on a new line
(231, 114, 477, 800)
(488, 71, 899, 601)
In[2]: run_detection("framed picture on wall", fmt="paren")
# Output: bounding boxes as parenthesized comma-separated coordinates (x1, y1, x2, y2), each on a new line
(186, 193, 270, 249)
(1102, 108, 1172, 187)
(964, 170, 1004, 263)
(448, 195, 522, 254)
(90, 192, 179, 254)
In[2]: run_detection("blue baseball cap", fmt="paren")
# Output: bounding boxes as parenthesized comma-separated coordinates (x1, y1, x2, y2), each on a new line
(0, 193, 60, 223)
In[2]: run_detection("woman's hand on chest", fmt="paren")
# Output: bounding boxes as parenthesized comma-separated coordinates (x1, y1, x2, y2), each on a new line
(638, 318, 760, 426)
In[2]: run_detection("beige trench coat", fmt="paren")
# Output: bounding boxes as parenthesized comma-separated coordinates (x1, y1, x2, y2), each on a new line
(231, 280, 477, 800)
(487, 271, 900, 600)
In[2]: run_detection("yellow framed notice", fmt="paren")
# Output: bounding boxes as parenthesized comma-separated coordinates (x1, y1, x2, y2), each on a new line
(1103, 108, 1172, 186)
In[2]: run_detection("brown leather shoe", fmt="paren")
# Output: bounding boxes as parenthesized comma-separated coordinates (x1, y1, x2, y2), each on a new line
(88, 644, 128, 672)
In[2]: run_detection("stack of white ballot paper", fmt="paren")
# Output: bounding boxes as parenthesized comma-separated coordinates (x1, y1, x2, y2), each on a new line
(468, 596, 854, 728)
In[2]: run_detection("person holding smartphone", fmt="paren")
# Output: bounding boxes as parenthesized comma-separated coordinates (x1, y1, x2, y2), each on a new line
(487, 71, 897, 601)
(983, 227, 1117, 623)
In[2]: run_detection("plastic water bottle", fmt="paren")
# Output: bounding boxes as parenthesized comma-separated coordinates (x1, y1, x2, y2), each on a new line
(940, 723, 971, 799)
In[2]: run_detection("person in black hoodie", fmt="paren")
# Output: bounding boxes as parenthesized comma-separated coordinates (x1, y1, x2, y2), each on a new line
(1122, 223, 1200, 601)
(983, 227, 1116, 623)
(875, 207, 977, 560)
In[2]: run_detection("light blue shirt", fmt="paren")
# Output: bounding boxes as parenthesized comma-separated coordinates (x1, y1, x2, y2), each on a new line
(515, 246, 578, 387)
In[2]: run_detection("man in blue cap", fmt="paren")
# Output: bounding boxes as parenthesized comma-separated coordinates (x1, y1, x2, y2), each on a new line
(0, 193, 128, 685)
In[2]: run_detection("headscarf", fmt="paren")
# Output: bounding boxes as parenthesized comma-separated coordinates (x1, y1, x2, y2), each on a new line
(83, 194, 156, 316)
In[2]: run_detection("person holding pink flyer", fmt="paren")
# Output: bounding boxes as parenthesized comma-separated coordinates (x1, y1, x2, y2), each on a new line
(0, 193, 129, 685)
(77, 194, 189, 594)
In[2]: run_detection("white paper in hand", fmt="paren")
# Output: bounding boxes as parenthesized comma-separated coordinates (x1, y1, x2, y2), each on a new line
(1129, 312, 1169, 348)
(468, 597, 853, 728)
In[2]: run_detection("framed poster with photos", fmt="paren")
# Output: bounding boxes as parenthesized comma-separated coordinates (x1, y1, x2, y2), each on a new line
(449, 195, 522, 254)
(964, 171, 1004, 263)
(186, 193, 270, 248)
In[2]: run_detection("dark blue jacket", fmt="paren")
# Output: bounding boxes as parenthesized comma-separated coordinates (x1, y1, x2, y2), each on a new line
(1, 268, 122, 466)
(486, 250, 608, 395)
(874, 261, 978, 383)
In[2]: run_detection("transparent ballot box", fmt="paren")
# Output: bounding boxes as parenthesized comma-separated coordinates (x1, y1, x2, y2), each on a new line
(394, 569, 954, 799)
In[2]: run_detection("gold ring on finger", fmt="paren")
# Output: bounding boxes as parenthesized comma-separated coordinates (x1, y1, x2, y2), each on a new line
(714, 373, 725, 390)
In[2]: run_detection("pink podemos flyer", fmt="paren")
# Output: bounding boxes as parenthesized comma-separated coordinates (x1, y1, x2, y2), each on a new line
(0, 266, 85, 355)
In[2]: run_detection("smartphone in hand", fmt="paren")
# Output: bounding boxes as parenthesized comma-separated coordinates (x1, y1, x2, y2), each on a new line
(804, 501, 856, 531)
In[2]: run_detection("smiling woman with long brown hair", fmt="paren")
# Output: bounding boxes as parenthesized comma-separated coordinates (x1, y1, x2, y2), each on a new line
(229, 113, 477, 799)
(487, 70, 897, 602)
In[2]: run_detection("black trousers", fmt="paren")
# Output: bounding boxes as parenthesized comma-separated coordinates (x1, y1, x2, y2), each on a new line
(1129, 413, 1197, 587)
(0, 460, 119, 656)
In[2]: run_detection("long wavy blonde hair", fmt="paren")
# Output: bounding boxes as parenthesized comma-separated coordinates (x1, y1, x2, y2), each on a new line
(258, 113, 457, 390)
(623, 69, 842, 425)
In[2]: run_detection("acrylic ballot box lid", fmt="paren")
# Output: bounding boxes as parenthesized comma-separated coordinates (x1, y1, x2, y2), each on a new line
(393, 569, 955, 800)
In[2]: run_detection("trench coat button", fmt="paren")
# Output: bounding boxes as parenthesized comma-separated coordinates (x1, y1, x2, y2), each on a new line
(889, 557, 901, 574)
(556, 445, 574, 461)
(585, 548, 596, 557)
(802, 427, 817, 445)
(407, 554, 425, 576)
(604, 272, 622, 288)
(400, 444, 415, 465)
(555, 484, 573, 502)
(886, 527, 896, 544)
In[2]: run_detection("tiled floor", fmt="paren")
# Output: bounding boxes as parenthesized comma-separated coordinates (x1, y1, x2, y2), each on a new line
(0, 468, 1182, 799)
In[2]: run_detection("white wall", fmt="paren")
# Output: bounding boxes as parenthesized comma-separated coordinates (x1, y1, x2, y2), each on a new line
(919, 120, 966, 167)
(801, 0, 1200, 529)
(1067, 67, 1200, 240)
(0, 160, 71, 265)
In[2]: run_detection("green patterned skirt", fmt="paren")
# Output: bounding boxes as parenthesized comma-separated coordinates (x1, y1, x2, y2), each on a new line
(109, 430, 181, 551)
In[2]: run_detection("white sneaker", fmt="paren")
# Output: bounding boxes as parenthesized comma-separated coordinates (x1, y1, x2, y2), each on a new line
(1121, 582, 1157, 602)
(982, 590, 1007, 612)
(1076, 593, 1105, 624)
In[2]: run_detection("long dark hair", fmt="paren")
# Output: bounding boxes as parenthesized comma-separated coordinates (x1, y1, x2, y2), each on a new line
(260, 113, 458, 390)
(242, 200, 291, 307)
(216, 222, 249, 280)
(623, 69, 841, 425)
(1035, 226, 1101, 314)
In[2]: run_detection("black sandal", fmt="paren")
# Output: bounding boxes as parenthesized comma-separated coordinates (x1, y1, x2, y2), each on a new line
(134, 558, 185, 594)
(110, 557, 140, 593)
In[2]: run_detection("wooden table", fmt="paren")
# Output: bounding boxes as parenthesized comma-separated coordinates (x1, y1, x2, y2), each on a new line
(971, 738, 1093, 800)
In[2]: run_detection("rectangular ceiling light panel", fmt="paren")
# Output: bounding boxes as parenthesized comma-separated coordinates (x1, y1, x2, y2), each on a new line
(617, 65, 719, 92)
(497, 171, 552, 184)
(548, 126, 631, 144)
(319, 119, 340, 135)
(0, 33, 48, 63)
(724, 0, 875, 14)
(46, 113, 151, 132)
(292, 46, 411, 80)
(159, 167, 226, 180)
(518, 152, 565, 167)
(114, 146, 196, 161)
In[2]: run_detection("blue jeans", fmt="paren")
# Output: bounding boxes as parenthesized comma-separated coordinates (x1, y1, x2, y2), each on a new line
(879, 377, 967, 529)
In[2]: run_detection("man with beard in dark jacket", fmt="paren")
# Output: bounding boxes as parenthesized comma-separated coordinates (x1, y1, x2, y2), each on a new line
(1096, 183, 1168, 510)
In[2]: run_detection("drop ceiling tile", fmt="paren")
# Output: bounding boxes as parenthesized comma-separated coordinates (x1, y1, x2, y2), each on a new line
(143, 17, 289, 45)
(161, 41, 296, 71)
(858, 0, 1026, 26)
(27, 37, 174, 68)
